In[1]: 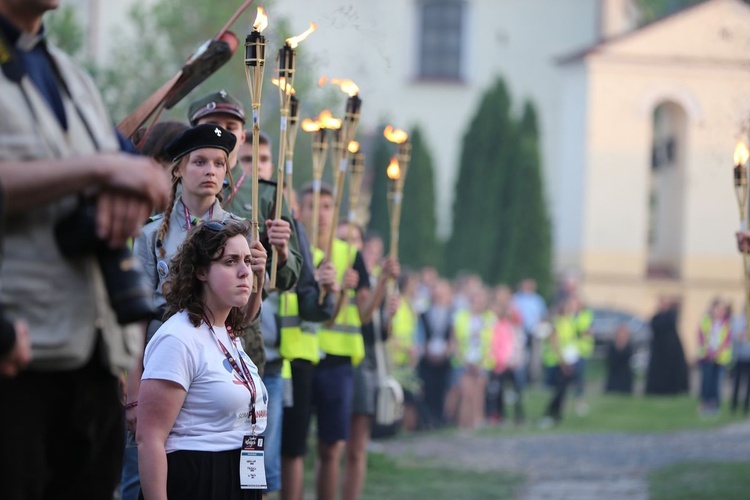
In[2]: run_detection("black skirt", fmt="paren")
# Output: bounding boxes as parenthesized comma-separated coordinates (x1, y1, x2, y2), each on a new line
(139, 449, 262, 500)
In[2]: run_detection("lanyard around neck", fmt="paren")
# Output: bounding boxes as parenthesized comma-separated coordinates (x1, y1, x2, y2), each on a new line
(183, 201, 214, 230)
(205, 319, 257, 425)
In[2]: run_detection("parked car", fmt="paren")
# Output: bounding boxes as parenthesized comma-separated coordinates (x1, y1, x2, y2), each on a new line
(588, 307, 651, 372)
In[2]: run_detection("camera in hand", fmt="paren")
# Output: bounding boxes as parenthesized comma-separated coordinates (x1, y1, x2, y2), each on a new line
(55, 200, 154, 325)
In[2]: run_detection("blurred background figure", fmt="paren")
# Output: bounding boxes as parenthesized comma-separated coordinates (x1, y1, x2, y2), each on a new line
(696, 298, 733, 417)
(487, 286, 525, 425)
(449, 286, 493, 430)
(572, 297, 594, 416)
(605, 323, 634, 395)
(645, 297, 689, 396)
(540, 296, 580, 428)
(512, 278, 547, 385)
(417, 279, 455, 429)
(731, 308, 750, 416)
(414, 266, 438, 314)
(134, 121, 190, 171)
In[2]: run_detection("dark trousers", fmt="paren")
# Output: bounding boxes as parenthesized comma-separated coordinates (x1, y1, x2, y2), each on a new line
(0, 353, 125, 500)
(700, 362, 725, 407)
(487, 369, 525, 423)
(545, 365, 575, 422)
(731, 360, 750, 414)
(138, 450, 262, 500)
(418, 359, 451, 427)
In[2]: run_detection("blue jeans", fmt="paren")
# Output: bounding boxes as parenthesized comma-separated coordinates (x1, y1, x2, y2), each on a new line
(120, 430, 139, 500)
(700, 362, 725, 407)
(262, 372, 284, 492)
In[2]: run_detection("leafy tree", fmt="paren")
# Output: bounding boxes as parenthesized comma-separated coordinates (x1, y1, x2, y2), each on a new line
(501, 102, 552, 297)
(635, 0, 749, 24)
(399, 126, 440, 269)
(45, 6, 85, 57)
(445, 79, 551, 292)
(444, 77, 515, 280)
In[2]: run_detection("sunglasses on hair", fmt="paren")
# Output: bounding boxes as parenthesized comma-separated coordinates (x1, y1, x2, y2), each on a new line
(203, 220, 231, 231)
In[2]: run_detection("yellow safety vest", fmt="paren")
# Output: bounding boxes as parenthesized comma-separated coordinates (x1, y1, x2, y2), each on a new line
(542, 315, 578, 367)
(391, 299, 417, 367)
(453, 309, 494, 370)
(278, 247, 325, 365)
(698, 316, 733, 366)
(315, 239, 365, 366)
(576, 309, 595, 359)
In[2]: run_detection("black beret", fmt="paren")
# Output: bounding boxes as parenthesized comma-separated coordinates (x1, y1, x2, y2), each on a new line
(188, 90, 246, 126)
(165, 124, 237, 163)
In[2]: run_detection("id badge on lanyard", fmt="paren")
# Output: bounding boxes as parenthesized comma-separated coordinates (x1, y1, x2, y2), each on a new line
(240, 434, 267, 489)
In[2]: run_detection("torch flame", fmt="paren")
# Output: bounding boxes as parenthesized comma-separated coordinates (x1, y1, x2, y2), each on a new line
(348, 141, 360, 154)
(384, 125, 408, 144)
(271, 77, 295, 94)
(329, 78, 360, 97)
(317, 75, 328, 87)
(317, 110, 342, 129)
(287, 23, 317, 49)
(735, 141, 749, 166)
(301, 119, 320, 132)
(386, 157, 400, 180)
(253, 7, 268, 32)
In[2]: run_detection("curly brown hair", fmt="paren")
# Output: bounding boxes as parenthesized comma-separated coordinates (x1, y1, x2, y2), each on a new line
(162, 220, 252, 332)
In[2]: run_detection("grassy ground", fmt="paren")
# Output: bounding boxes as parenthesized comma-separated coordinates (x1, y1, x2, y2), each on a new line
(296, 359, 748, 498)
(476, 359, 746, 435)
(649, 461, 750, 499)
(301, 450, 523, 500)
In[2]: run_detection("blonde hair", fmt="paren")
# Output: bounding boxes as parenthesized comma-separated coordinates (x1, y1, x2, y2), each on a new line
(155, 151, 234, 258)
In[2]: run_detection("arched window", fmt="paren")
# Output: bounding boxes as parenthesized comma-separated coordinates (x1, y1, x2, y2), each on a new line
(418, 0, 465, 80)
(647, 101, 687, 279)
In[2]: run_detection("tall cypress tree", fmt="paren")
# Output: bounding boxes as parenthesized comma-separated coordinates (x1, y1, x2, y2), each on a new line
(502, 102, 553, 297)
(367, 125, 393, 245)
(400, 126, 440, 268)
(445, 78, 515, 279)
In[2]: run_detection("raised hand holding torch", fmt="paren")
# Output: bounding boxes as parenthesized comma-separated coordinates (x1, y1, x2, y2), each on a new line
(269, 23, 316, 290)
(384, 125, 411, 323)
(244, 7, 268, 291)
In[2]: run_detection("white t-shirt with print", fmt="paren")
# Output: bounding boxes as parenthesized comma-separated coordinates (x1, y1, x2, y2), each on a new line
(142, 310, 268, 453)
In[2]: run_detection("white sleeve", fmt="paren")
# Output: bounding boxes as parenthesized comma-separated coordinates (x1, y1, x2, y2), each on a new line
(142, 333, 196, 391)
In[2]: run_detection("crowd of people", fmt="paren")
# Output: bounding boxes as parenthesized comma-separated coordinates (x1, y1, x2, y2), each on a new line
(5, 3, 750, 500)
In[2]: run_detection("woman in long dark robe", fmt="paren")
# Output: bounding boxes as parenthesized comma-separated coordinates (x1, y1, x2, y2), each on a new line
(605, 324, 633, 394)
(646, 298, 690, 395)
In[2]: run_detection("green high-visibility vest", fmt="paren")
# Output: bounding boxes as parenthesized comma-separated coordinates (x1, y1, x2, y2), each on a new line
(315, 239, 365, 366)
(279, 247, 325, 364)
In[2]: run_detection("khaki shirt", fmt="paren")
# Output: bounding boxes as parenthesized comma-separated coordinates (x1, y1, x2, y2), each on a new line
(222, 164, 301, 372)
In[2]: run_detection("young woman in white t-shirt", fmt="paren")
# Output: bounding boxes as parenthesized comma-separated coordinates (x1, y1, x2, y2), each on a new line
(137, 220, 267, 500)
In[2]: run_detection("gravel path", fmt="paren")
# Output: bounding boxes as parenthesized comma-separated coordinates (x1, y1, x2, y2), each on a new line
(377, 420, 750, 499)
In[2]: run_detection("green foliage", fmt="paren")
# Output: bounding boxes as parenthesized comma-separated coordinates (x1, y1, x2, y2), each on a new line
(501, 102, 553, 298)
(445, 77, 551, 291)
(400, 126, 440, 269)
(45, 6, 85, 58)
(445, 78, 514, 279)
(649, 462, 750, 500)
(635, 0, 750, 24)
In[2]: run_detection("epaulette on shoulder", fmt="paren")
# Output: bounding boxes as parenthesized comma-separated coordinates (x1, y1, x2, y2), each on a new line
(147, 213, 165, 224)
(226, 212, 246, 221)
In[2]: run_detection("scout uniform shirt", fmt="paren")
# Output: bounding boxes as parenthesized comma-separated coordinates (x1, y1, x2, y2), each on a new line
(134, 197, 241, 334)
(222, 164, 302, 372)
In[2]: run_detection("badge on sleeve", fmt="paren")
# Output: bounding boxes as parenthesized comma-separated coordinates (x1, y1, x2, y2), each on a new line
(157, 260, 169, 279)
(240, 435, 266, 489)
